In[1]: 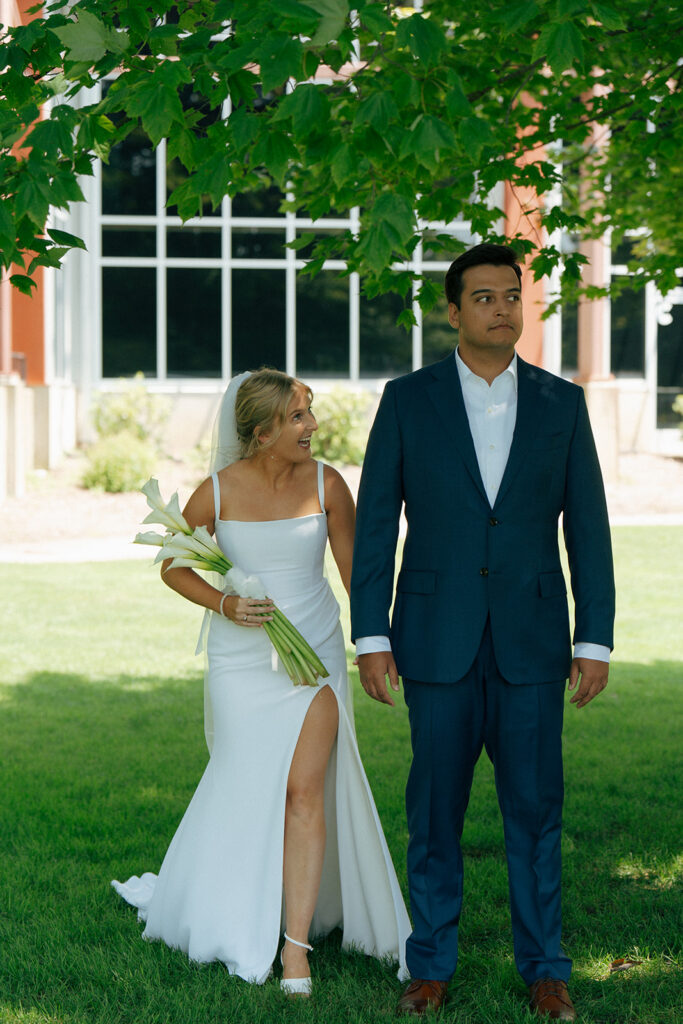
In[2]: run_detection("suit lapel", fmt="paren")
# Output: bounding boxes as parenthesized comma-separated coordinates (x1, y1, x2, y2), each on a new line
(425, 355, 489, 505)
(493, 355, 548, 508)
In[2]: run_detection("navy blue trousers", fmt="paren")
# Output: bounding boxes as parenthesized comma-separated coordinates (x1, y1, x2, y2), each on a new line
(403, 621, 571, 984)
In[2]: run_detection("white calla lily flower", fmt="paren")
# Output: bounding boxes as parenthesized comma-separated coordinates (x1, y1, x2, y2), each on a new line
(141, 477, 164, 511)
(164, 491, 191, 534)
(140, 481, 191, 534)
(134, 531, 165, 546)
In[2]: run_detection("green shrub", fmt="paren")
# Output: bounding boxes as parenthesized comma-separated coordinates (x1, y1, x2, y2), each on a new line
(673, 394, 683, 435)
(311, 387, 373, 466)
(92, 372, 169, 448)
(81, 430, 156, 493)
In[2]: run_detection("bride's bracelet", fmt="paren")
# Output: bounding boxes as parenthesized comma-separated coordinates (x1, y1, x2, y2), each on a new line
(218, 593, 228, 618)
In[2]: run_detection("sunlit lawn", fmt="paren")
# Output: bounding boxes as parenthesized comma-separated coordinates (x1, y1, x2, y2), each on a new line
(0, 527, 680, 1023)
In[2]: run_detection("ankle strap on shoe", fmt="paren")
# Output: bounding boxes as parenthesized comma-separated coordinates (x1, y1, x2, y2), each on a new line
(283, 932, 313, 952)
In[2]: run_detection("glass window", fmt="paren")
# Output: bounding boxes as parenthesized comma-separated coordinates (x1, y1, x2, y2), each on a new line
(422, 271, 454, 365)
(102, 267, 156, 376)
(102, 226, 156, 257)
(167, 227, 221, 259)
(102, 125, 156, 216)
(232, 186, 284, 218)
(232, 228, 286, 259)
(656, 299, 683, 427)
(359, 290, 411, 377)
(561, 302, 578, 376)
(167, 268, 221, 377)
(231, 269, 286, 371)
(296, 271, 349, 377)
(611, 281, 645, 375)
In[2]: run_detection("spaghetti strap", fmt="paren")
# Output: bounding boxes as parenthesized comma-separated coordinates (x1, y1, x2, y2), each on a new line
(316, 461, 325, 514)
(211, 472, 221, 522)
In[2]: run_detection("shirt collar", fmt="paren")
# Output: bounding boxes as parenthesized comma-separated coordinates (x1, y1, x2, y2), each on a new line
(455, 347, 518, 392)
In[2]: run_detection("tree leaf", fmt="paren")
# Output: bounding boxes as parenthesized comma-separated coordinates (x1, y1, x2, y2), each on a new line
(10, 273, 37, 295)
(303, 0, 350, 45)
(287, 232, 316, 250)
(0, 201, 15, 244)
(556, 0, 588, 17)
(252, 131, 297, 186)
(47, 227, 87, 250)
(15, 175, 50, 228)
(257, 35, 304, 93)
(396, 12, 448, 68)
(539, 21, 585, 74)
(397, 307, 417, 331)
(393, 73, 422, 110)
(497, 0, 539, 34)
(360, 3, 394, 36)
(330, 142, 355, 186)
(370, 192, 414, 243)
(126, 82, 184, 146)
(590, 2, 625, 29)
(52, 10, 129, 63)
(405, 115, 458, 169)
(445, 72, 472, 119)
(356, 221, 394, 274)
(167, 127, 198, 171)
(49, 173, 85, 208)
(229, 108, 261, 153)
(353, 91, 399, 133)
(272, 83, 327, 136)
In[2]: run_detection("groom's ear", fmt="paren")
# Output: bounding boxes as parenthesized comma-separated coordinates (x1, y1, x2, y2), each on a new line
(448, 302, 460, 330)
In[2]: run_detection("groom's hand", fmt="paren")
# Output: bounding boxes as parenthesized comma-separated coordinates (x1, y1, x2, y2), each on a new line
(358, 652, 401, 707)
(568, 657, 609, 708)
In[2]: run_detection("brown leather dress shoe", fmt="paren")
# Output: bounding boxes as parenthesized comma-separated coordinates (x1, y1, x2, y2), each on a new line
(397, 979, 448, 1015)
(529, 978, 577, 1021)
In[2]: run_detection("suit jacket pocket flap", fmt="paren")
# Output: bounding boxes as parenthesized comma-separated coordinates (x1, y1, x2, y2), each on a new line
(538, 571, 567, 598)
(397, 569, 437, 595)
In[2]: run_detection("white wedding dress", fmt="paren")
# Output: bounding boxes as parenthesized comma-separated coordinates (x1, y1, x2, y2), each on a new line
(112, 462, 410, 983)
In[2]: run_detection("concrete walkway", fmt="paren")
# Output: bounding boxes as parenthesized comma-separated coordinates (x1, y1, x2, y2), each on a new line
(1, 454, 681, 564)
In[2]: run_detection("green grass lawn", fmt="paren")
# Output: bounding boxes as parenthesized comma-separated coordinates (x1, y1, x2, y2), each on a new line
(0, 527, 681, 1023)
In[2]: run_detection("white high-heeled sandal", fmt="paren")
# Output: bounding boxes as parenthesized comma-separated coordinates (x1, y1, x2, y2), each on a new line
(279, 932, 313, 996)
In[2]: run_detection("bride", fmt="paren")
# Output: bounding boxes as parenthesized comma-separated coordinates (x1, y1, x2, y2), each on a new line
(112, 368, 410, 994)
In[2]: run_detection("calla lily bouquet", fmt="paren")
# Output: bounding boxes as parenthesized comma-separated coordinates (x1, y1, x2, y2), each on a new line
(135, 479, 328, 687)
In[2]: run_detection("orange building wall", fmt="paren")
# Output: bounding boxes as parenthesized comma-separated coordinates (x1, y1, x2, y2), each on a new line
(10, 0, 46, 386)
(503, 181, 546, 369)
(12, 268, 45, 385)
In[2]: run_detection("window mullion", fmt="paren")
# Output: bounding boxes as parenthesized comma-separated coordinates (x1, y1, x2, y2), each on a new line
(156, 138, 167, 380)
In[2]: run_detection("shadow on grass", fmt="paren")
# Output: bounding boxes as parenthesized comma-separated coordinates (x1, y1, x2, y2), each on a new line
(0, 662, 680, 1024)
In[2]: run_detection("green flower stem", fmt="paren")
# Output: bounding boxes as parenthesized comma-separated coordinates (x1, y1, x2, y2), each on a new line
(272, 608, 329, 677)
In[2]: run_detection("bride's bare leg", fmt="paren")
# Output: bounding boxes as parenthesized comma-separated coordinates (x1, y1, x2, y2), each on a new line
(282, 685, 339, 979)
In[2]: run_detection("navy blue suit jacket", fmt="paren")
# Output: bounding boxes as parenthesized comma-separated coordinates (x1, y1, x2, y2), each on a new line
(350, 353, 615, 685)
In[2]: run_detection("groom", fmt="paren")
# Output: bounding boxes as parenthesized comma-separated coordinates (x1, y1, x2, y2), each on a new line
(350, 244, 615, 1019)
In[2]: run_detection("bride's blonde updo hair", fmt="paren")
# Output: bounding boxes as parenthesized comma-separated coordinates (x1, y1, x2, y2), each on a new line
(235, 368, 313, 459)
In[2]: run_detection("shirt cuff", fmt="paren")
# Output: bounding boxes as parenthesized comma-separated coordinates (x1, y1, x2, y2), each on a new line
(355, 635, 392, 656)
(574, 642, 610, 663)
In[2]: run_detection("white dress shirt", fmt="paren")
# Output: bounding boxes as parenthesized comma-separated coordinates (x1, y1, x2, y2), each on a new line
(356, 349, 610, 664)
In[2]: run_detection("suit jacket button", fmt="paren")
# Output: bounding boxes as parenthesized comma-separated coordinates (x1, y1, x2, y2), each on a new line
(489, 517, 498, 526)
(480, 567, 489, 576)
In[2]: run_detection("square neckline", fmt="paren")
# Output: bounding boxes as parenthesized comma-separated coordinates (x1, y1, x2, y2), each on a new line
(212, 461, 326, 526)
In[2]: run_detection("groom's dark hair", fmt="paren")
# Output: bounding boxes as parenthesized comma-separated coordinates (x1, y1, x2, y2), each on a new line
(445, 244, 522, 308)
